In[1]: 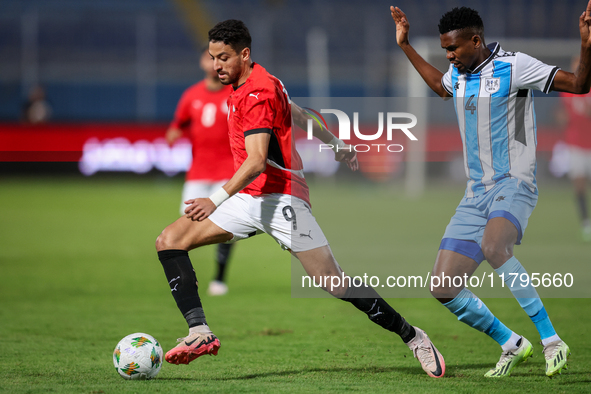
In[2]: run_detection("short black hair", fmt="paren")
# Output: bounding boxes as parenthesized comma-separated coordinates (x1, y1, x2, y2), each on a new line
(438, 7, 484, 38)
(208, 19, 252, 53)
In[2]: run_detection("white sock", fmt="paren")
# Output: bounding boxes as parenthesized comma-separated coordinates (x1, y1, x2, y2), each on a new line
(541, 334, 561, 346)
(501, 332, 521, 352)
(189, 324, 211, 336)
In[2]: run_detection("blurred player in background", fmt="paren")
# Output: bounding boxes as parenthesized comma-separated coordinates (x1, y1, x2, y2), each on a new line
(560, 57, 591, 242)
(155, 19, 446, 378)
(166, 48, 235, 296)
(22, 85, 52, 124)
(391, 1, 591, 377)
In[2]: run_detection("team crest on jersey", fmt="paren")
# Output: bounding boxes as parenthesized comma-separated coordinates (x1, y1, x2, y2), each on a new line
(484, 78, 500, 94)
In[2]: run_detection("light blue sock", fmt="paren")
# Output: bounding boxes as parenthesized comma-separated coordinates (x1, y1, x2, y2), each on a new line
(443, 288, 512, 345)
(530, 307, 557, 341)
(484, 317, 513, 346)
(495, 256, 557, 340)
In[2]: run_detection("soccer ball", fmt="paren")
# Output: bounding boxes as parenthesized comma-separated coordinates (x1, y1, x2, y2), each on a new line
(113, 333, 163, 380)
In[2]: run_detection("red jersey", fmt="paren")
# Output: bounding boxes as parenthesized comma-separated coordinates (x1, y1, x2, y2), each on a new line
(227, 63, 310, 206)
(561, 92, 591, 150)
(170, 80, 235, 181)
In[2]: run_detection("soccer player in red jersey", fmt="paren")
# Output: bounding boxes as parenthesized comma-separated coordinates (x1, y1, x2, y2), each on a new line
(166, 48, 235, 296)
(561, 59, 591, 241)
(155, 19, 445, 378)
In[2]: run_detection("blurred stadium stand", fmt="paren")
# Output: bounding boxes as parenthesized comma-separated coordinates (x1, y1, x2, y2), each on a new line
(0, 0, 587, 121)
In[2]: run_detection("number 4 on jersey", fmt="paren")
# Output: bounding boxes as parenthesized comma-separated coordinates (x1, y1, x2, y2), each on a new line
(465, 95, 477, 115)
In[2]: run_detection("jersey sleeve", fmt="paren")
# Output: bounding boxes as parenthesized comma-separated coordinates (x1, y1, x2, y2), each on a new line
(241, 88, 274, 136)
(169, 89, 192, 129)
(515, 52, 560, 94)
(441, 65, 454, 96)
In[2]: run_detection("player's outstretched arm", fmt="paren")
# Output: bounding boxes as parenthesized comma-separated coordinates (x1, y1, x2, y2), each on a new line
(390, 6, 450, 98)
(184, 133, 269, 222)
(291, 102, 358, 171)
(552, 0, 591, 94)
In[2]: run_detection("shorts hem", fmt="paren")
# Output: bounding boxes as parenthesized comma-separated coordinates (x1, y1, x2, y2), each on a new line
(488, 210, 523, 244)
(208, 214, 239, 242)
(290, 240, 330, 253)
(439, 238, 485, 264)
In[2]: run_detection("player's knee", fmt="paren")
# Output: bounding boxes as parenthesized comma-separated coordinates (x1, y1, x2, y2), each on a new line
(155, 227, 178, 251)
(155, 231, 167, 252)
(481, 242, 512, 266)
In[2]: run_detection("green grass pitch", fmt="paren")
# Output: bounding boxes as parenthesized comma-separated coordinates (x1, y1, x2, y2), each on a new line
(1, 174, 590, 393)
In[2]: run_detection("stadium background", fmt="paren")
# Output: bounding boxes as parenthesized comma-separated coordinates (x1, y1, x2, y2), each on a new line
(0, 0, 585, 180)
(0, 0, 586, 184)
(1, 0, 586, 119)
(2, 0, 591, 392)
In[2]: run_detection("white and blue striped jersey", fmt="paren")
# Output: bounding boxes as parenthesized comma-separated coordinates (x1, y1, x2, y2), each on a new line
(441, 42, 559, 198)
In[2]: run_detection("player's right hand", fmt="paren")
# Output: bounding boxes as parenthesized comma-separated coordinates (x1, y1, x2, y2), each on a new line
(166, 128, 182, 146)
(390, 6, 410, 47)
(335, 147, 359, 171)
(184, 197, 217, 221)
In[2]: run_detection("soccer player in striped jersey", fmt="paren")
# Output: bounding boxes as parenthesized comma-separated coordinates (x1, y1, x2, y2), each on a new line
(391, 2, 591, 377)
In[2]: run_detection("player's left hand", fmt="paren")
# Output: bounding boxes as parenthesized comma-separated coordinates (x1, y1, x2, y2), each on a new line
(184, 197, 217, 221)
(390, 6, 410, 47)
(579, 0, 591, 46)
(335, 147, 359, 171)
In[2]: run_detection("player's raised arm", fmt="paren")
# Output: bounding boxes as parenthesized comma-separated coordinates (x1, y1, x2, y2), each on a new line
(391, 5, 410, 47)
(291, 101, 358, 171)
(552, 0, 591, 94)
(390, 6, 450, 98)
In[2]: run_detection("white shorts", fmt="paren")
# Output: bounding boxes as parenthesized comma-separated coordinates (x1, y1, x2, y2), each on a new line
(568, 146, 591, 179)
(208, 193, 329, 252)
(180, 180, 229, 215)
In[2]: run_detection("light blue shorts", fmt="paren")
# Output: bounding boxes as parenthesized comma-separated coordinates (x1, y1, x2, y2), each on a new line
(439, 178, 538, 264)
